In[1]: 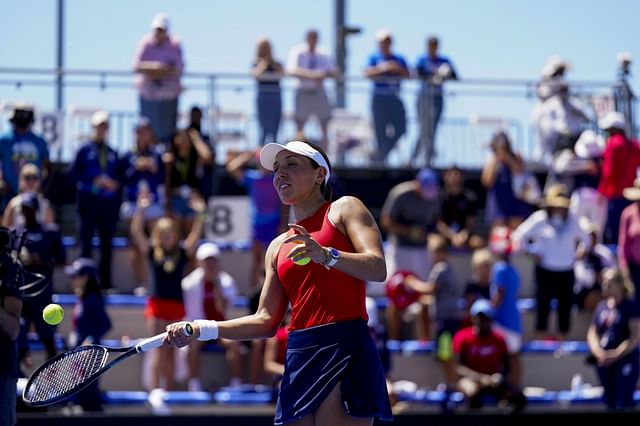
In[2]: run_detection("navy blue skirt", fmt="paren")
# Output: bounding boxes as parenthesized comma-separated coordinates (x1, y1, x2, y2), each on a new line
(274, 320, 393, 424)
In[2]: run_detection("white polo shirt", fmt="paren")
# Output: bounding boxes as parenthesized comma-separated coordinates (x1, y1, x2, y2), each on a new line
(287, 43, 334, 90)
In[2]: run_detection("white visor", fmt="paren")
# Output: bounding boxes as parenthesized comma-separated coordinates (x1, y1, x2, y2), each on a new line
(260, 141, 331, 184)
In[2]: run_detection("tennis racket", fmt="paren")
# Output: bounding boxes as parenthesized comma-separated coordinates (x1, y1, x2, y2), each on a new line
(22, 323, 193, 407)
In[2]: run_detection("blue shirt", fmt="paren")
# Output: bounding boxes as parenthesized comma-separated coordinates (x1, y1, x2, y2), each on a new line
(367, 52, 408, 95)
(69, 141, 120, 200)
(0, 130, 49, 195)
(416, 54, 457, 94)
(120, 148, 163, 203)
(592, 298, 640, 356)
(241, 169, 281, 227)
(491, 260, 522, 333)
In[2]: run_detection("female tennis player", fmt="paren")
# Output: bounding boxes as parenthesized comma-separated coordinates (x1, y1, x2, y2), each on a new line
(165, 140, 392, 425)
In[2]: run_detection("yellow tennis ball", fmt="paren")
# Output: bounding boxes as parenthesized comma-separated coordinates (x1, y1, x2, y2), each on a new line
(43, 303, 64, 325)
(292, 255, 311, 266)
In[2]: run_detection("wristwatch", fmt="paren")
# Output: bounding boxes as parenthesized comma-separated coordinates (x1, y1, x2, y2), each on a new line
(324, 247, 340, 267)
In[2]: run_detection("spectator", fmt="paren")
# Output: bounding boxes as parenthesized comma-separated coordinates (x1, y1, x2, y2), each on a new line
(69, 110, 121, 290)
(252, 37, 284, 146)
(0, 103, 50, 210)
(587, 268, 640, 410)
(488, 226, 523, 386)
(133, 13, 184, 143)
(481, 131, 532, 230)
(618, 178, 640, 304)
(437, 165, 483, 249)
(187, 106, 216, 199)
(14, 192, 65, 371)
(614, 52, 634, 137)
(453, 299, 527, 414)
(575, 219, 614, 311)
(415, 35, 458, 166)
(535, 81, 590, 160)
(512, 184, 591, 340)
(287, 29, 338, 150)
(130, 194, 206, 392)
(598, 111, 640, 244)
(364, 29, 410, 165)
(163, 129, 213, 238)
(182, 243, 242, 391)
(2, 164, 55, 230)
(566, 130, 607, 242)
(120, 118, 164, 292)
(65, 258, 112, 412)
(462, 248, 493, 327)
(226, 150, 286, 289)
(381, 168, 441, 340)
(0, 233, 22, 426)
(404, 234, 462, 388)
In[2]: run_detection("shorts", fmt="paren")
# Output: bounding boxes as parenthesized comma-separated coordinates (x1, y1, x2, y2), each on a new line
(294, 89, 332, 125)
(436, 319, 461, 361)
(144, 296, 185, 321)
(170, 191, 196, 218)
(275, 320, 392, 424)
(492, 323, 523, 354)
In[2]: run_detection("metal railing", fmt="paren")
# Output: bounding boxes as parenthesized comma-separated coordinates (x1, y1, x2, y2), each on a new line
(0, 67, 626, 169)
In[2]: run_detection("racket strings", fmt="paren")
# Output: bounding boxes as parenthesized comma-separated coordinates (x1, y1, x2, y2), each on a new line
(25, 347, 108, 403)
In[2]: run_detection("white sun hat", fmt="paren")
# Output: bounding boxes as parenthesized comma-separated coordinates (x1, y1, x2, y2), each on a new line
(259, 141, 330, 184)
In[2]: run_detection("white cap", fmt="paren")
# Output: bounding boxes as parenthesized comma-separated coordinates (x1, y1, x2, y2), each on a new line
(598, 111, 626, 131)
(260, 141, 331, 184)
(151, 13, 169, 30)
(574, 130, 605, 159)
(541, 55, 570, 77)
(375, 28, 392, 42)
(196, 242, 220, 261)
(617, 51, 633, 64)
(90, 110, 109, 126)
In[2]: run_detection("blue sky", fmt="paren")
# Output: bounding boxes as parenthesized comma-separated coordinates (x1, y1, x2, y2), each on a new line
(0, 0, 638, 164)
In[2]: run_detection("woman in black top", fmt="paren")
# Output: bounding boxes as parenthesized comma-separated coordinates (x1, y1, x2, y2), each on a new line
(252, 37, 283, 146)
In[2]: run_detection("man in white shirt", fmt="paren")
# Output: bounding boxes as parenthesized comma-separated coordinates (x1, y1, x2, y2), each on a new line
(182, 242, 242, 390)
(287, 29, 338, 150)
(512, 185, 591, 340)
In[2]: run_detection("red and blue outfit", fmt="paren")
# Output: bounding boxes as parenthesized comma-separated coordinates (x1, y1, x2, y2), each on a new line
(144, 247, 187, 321)
(274, 201, 392, 424)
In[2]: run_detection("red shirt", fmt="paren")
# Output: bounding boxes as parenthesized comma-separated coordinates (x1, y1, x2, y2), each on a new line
(452, 326, 508, 375)
(598, 134, 640, 199)
(203, 280, 225, 322)
(276, 202, 368, 330)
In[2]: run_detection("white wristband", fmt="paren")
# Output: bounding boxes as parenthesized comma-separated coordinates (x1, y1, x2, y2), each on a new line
(194, 319, 219, 341)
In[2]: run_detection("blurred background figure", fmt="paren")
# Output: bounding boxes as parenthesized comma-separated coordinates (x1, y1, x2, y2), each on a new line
(618, 178, 640, 304)
(453, 299, 527, 414)
(65, 258, 112, 412)
(574, 218, 614, 311)
(182, 243, 242, 391)
(513, 184, 591, 340)
(287, 29, 337, 150)
(587, 268, 640, 411)
(0, 103, 50, 211)
(133, 13, 184, 144)
(462, 248, 492, 328)
(186, 106, 216, 200)
(252, 37, 284, 146)
(614, 52, 635, 137)
(2, 164, 55, 230)
(598, 111, 640, 244)
(120, 118, 164, 292)
(364, 28, 409, 165)
(69, 110, 121, 290)
(481, 132, 532, 230)
(163, 129, 213, 238)
(415, 35, 458, 166)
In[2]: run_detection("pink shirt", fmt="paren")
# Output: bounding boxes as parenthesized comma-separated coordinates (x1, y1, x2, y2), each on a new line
(133, 35, 184, 100)
(618, 203, 640, 269)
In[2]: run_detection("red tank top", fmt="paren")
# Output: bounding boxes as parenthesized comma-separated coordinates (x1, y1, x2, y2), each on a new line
(276, 201, 368, 330)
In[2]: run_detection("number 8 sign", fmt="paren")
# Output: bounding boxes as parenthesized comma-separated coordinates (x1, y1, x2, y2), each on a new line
(205, 196, 251, 242)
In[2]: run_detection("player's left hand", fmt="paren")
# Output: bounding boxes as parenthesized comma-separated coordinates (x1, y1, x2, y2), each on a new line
(283, 224, 328, 265)
(164, 321, 199, 348)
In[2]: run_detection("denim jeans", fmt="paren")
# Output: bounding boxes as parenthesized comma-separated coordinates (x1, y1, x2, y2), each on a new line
(140, 97, 178, 144)
(257, 90, 282, 145)
(371, 93, 406, 164)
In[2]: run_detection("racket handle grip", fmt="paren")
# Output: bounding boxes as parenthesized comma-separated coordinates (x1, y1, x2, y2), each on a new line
(136, 333, 167, 353)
